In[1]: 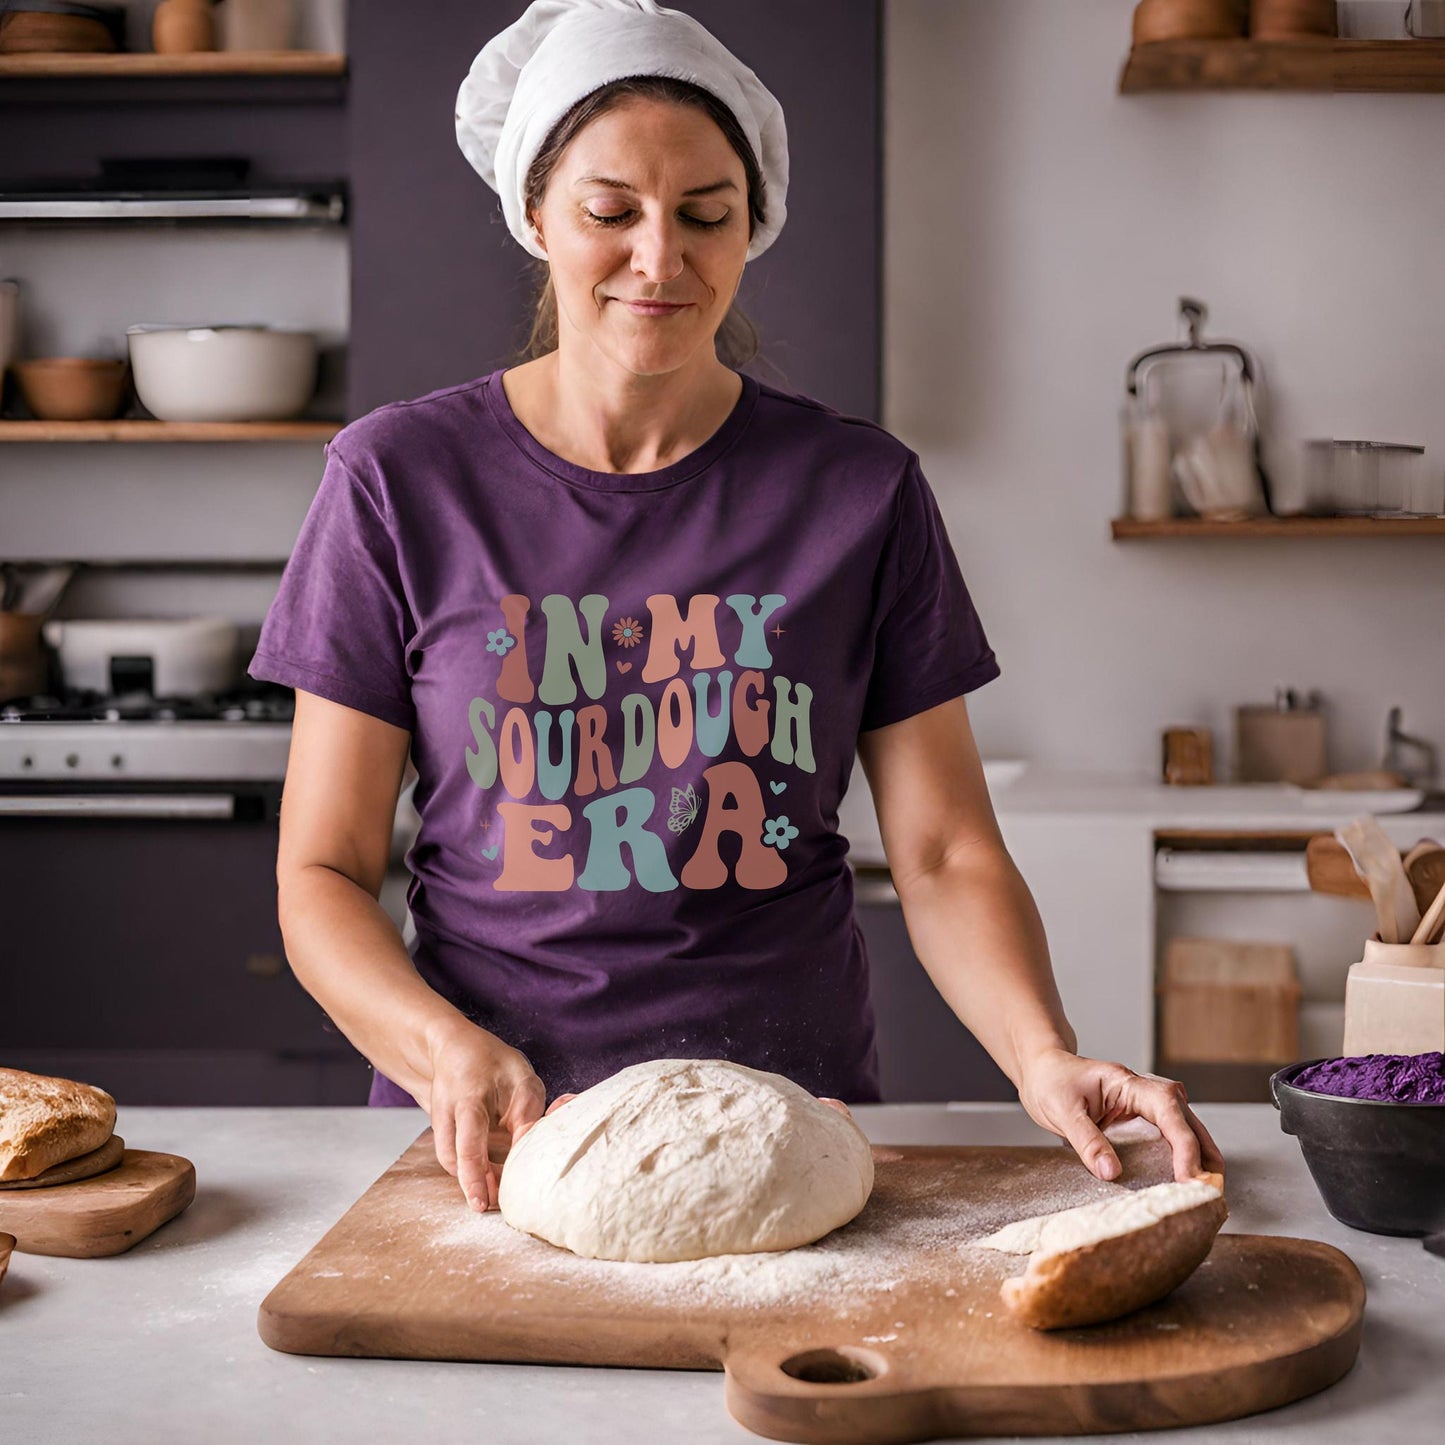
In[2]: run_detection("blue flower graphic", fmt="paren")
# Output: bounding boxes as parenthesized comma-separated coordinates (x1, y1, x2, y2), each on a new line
(762, 815, 799, 850)
(486, 628, 516, 656)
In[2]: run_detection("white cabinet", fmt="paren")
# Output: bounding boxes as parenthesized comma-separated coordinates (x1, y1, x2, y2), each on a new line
(999, 815, 1157, 1071)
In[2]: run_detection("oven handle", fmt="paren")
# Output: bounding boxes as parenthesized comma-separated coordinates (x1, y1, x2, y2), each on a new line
(0, 794, 237, 819)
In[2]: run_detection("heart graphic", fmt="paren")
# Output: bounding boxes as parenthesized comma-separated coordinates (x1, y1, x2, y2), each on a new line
(616, 660, 632, 673)
(481, 843, 500, 860)
(770, 780, 786, 794)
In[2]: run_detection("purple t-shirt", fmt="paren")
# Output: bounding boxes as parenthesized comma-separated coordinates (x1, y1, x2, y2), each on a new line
(248, 366, 999, 1106)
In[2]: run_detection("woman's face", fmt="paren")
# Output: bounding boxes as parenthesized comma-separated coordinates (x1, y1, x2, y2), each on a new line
(530, 97, 751, 378)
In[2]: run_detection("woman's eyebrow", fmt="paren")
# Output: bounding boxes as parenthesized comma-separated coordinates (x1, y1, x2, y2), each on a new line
(572, 176, 738, 196)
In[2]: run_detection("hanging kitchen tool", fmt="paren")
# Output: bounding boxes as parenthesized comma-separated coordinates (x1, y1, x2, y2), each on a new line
(1123, 297, 1273, 518)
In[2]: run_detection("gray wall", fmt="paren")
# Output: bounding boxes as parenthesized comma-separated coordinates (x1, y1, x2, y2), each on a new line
(884, 0, 1445, 782)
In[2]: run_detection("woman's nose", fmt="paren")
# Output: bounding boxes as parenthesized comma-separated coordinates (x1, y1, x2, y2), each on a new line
(628, 215, 686, 282)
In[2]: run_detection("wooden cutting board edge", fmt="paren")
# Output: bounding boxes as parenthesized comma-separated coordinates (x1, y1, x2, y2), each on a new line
(721, 1236, 1366, 1443)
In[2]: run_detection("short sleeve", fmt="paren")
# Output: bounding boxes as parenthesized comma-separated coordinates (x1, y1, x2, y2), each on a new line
(858, 453, 1000, 732)
(247, 443, 417, 731)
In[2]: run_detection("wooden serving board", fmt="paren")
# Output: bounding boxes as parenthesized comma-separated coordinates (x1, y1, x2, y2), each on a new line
(0, 1149, 195, 1257)
(259, 1132, 1363, 1442)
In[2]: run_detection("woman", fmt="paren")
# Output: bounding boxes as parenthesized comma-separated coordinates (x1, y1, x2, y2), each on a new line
(249, 0, 1224, 1214)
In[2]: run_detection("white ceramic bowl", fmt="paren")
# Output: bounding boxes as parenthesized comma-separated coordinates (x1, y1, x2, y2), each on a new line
(126, 324, 318, 422)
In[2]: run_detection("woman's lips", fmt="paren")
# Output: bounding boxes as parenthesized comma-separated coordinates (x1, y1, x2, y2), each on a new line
(621, 300, 691, 315)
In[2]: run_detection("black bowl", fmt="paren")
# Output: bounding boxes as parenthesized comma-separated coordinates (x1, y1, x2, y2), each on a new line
(1271, 1059, 1445, 1237)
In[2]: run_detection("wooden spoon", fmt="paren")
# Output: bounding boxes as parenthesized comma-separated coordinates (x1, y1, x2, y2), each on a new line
(1409, 877, 1445, 946)
(1336, 816, 1420, 943)
(1404, 844, 1445, 919)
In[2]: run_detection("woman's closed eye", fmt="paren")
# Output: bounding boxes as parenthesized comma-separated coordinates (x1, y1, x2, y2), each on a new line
(584, 209, 728, 229)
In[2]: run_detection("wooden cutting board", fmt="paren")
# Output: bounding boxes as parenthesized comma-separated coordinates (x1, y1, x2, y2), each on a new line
(262, 1132, 1364, 1439)
(0, 1149, 195, 1257)
(259, 1131, 1363, 1442)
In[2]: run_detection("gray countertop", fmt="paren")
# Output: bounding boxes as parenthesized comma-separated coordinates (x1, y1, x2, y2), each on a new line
(2, 1103, 1438, 1444)
(836, 764, 1445, 870)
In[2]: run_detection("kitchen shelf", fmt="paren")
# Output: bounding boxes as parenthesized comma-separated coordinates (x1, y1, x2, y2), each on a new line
(0, 419, 341, 443)
(5, 558, 289, 571)
(0, 190, 346, 224)
(1119, 38, 1445, 93)
(1111, 515, 1445, 538)
(0, 51, 346, 78)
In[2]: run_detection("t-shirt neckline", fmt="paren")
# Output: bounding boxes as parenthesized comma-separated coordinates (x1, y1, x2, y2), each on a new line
(483, 365, 759, 493)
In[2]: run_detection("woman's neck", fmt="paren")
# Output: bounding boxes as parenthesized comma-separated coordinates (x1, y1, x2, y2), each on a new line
(502, 350, 742, 475)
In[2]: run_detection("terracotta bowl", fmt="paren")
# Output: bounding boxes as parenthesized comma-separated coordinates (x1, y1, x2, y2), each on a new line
(1133, 0, 1246, 43)
(0, 12, 116, 55)
(1251, 0, 1338, 38)
(11, 357, 130, 421)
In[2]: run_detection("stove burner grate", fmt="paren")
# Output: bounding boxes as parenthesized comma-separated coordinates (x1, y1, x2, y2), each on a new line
(1, 682, 295, 724)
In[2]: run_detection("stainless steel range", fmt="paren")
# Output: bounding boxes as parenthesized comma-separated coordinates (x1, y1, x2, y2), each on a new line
(0, 682, 373, 1104)
(1, 683, 293, 796)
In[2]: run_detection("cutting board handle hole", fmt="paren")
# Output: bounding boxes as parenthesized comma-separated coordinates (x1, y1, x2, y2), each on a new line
(779, 1346, 888, 1385)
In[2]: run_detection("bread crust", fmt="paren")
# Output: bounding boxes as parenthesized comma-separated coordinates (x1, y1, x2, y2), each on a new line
(1001, 1194, 1229, 1331)
(0, 1067, 117, 1182)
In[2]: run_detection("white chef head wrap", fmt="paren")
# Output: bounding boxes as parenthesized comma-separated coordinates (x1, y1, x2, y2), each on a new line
(455, 0, 788, 263)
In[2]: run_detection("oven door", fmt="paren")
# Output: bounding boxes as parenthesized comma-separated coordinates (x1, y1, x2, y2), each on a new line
(0, 780, 373, 1104)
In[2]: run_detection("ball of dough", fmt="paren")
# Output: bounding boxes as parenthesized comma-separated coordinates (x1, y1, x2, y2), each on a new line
(497, 1058, 875, 1262)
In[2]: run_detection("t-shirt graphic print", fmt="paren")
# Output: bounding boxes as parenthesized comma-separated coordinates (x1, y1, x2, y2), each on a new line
(467, 588, 813, 897)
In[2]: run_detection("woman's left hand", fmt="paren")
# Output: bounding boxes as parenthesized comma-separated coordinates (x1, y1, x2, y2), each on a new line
(1016, 1047, 1226, 1183)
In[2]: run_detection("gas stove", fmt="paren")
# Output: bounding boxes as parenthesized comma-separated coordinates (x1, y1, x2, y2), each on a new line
(2, 685, 295, 724)
(0, 682, 294, 783)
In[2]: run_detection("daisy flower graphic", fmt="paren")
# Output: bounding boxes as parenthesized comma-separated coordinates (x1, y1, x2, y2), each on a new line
(486, 628, 515, 656)
(762, 816, 799, 850)
(612, 616, 644, 648)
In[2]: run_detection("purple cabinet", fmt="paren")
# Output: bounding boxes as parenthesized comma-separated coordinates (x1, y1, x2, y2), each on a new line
(0, 805, 372, 1105)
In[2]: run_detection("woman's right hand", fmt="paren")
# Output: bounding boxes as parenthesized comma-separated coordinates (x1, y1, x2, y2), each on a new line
(421, 1017, 547, 1213)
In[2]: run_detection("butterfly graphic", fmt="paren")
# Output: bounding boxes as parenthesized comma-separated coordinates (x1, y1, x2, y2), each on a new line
(667, 783, 700, 834)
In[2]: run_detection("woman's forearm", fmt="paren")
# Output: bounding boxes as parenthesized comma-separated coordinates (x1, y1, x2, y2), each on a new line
(277, 862, 475, 1105)
(892, 844, 1076, 1086)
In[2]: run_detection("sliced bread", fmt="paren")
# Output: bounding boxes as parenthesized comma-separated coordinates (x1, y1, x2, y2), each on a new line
(0, 1067, 116, 1182)
(976, 1176, 1228, 1330)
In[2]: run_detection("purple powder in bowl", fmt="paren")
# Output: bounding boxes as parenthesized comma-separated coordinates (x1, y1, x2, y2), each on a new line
(1291, 1052, 1445, 1104)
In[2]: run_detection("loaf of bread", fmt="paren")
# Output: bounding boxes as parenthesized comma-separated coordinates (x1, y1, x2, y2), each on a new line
(976, 1176, 1228, 1330)
(0, 1067, 116, 1182)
